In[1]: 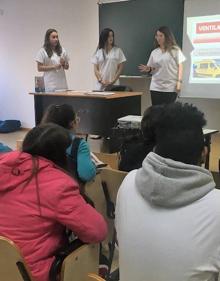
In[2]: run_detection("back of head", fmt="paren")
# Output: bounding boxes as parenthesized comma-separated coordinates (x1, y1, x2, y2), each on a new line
(154, 102, 206, 165)
(41, 104, 76, 129)
(118, 105, 163, 172)
(141, 105, 164, 145)
(22, 123, 71, 168)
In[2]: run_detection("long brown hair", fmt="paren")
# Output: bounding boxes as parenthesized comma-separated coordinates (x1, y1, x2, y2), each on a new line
(43, 28, 62, 58)
(41, 104, 76, 130)
(22, 123, 71, 169)
(154, 26, 178, 52)
(20, 123, 71, 215)
(97, 28, 115, 50)
(96, 28, 115, 60)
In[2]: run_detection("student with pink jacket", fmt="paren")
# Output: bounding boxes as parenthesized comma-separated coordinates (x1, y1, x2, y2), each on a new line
(0, 123, 107, 281)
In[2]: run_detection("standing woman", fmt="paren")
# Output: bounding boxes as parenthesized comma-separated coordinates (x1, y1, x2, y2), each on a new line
(36, 28, 69, 92)
(139, 26, 186, 105)
(92, 28, 126, 91)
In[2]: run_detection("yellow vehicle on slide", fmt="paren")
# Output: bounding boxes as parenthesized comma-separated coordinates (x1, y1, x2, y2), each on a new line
(193, 59, 220, 78)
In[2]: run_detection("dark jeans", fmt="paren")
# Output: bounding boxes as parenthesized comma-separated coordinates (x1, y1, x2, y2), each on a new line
(150, 90, 177, 106)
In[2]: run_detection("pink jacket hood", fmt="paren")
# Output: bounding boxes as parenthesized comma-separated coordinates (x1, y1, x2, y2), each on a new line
(0, 151, 55, 191)
(0, 151, 107, 281)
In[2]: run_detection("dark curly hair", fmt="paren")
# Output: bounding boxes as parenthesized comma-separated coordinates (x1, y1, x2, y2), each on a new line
(43, 28, 62, 58)
(154, 102, 207, 165)
(141, 105, 164, 145)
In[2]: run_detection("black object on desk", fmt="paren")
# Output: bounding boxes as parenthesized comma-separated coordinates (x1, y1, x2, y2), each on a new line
(109, 127, 141, 153)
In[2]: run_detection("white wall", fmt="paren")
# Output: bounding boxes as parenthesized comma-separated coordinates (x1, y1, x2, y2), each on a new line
(0, 0, 98, 128)
(1, 1, 220, 130)
(180, 97, 220, 130)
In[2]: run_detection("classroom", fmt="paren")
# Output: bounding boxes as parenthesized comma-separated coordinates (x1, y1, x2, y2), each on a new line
(1, 0, 220, 281)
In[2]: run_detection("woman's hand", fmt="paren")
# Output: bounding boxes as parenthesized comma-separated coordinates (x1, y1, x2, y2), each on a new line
(176, 81, 182, 92)
(138, 64, 151, 73)
(60, 58, 69, 69)
(53, 64, 62, 70)
(60, 58, 66, 67)
(101, 80, 112, 87)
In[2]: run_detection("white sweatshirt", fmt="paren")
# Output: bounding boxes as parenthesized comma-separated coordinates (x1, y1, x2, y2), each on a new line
(116, 152, 220, 281)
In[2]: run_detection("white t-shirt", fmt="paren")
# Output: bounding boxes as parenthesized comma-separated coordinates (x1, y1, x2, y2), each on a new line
(147, 47, 186, 92)
(91, 46, 126, 91)
(36, 47, 69, 92)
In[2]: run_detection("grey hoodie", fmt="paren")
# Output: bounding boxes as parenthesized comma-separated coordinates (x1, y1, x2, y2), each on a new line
(135, 152, 215, 208)
(116, 152, 220, 281)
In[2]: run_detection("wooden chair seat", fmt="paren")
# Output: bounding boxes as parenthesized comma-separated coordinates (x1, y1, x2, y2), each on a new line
(0, 236, 100, 281)
(0, 236, 33, 281)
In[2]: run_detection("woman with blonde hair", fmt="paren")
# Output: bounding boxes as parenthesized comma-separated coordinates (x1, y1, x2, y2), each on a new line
(139, 26, 185, 105)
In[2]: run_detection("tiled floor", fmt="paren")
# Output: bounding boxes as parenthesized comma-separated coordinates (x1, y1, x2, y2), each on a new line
(0, 129, 29, 150)
(0, 129, 105, 152)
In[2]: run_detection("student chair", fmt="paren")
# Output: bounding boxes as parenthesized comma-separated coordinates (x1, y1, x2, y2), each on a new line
(100, 168, 127, 277)
(0, 236, 33, 281)
(60, 243, 100, 281)
(0, 235, 101, 281)
(85, 168, 127, 240)
(93, 152, 119, 170)
(85, 168, 127, 278)
(85, 174, 107, 235)
(88, 273, 105, 281)
(100, 167, 127, 207)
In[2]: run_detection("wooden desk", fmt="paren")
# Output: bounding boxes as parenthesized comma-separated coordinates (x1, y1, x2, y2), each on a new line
(203, 129, 219, 170)
(29, 91, 142, 136)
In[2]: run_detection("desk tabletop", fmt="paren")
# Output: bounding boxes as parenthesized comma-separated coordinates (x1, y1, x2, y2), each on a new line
(29, 91, 143, 99)
(203, 129, 219, 135)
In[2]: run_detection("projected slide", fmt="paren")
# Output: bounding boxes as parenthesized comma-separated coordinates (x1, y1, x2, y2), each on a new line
(187, 15, 220, 84)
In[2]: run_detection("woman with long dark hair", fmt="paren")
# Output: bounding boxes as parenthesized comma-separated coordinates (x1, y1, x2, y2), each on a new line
(92, 28, 126, 91)
(0, 123, 107, 281)
(36, 28, 69, 92)
(139, 26, 186, 105)
(41, 104, 96, 183)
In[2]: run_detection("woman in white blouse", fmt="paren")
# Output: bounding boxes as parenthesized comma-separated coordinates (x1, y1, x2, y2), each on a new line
(36, 29, 69, 92)
(92, 28, 126, 91)
(139, 26, 185, 105)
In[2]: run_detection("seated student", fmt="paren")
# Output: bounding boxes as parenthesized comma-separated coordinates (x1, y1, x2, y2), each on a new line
(0, 123, 107, 281)
(41, 104, 96, 183)
(0, 142, 12, 152)
(118, 105, 162, 172)
(116, 103, 220, 281)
